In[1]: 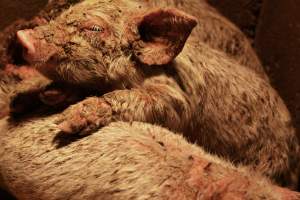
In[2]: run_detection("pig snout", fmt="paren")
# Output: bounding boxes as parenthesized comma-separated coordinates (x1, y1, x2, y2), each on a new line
(17, 30, 36, 57)
(16, 29, 59, 64)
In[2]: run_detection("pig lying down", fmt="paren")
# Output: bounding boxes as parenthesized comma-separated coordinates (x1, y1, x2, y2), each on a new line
(0, 117, 300, 200)
(12, 0, 299, 188)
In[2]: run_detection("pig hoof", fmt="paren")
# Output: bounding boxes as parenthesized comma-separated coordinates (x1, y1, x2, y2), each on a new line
(55, 97, 113, 135)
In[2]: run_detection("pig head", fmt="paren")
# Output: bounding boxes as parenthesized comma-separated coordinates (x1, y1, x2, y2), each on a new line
(17, 0, 197, 89)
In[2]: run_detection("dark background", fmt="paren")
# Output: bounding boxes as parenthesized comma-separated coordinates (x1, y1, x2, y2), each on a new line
(209, 0, 300, 146)
(0, 0, 299, 198)
(0, 0, 47, 30)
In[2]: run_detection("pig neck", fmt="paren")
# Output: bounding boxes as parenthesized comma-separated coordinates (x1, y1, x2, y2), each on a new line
(167, 40, 260, 110)
(164, 44, 208, 103)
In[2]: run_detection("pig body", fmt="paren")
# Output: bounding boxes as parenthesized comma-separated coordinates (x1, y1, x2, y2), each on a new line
(15, 0, 299, 188)
(0, 117, 299, 200)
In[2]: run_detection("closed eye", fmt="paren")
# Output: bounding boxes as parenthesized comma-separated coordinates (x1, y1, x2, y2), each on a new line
(90, 25, 103, 32)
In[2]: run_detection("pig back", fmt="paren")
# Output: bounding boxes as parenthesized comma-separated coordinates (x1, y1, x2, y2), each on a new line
(174, 43, 299, 188)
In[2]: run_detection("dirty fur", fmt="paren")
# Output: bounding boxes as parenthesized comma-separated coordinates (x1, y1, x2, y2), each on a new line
(0, 0, 265, 78)
(0, 0, 81, 66)
(0, 118, 299, 200)
(12, 0, 299, 188)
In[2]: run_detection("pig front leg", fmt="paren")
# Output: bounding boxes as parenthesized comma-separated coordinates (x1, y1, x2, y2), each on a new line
(56, 80, 192, 135)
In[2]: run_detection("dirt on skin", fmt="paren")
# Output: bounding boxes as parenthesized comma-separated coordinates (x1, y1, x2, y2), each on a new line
(10, 0, 299, 189)
(0, 0, 82, 66)
(0, 0, 300, 198)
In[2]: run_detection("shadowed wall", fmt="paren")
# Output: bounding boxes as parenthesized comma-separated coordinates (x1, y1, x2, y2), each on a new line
(0, 0, 47, 31)
(255, 0, 300, 139)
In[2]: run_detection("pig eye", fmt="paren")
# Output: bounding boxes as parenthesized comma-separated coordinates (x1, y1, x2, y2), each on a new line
(90, 25, 103, 32)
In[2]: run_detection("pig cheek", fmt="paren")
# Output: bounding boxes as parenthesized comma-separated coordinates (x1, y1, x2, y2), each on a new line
(35, 40, 59, 62)
(37, 56, 63, 81)
(51, 30, 71, 46)
(22, 38, 59, 65)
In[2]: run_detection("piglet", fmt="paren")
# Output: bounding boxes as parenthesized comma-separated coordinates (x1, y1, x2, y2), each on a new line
(15, 0, 299, 188)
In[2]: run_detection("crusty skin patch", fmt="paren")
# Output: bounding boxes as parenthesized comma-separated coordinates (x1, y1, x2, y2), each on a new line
(56, 97, 112, 135)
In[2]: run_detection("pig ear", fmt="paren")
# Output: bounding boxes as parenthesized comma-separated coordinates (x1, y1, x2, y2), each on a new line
(130, 8, 197, 66)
